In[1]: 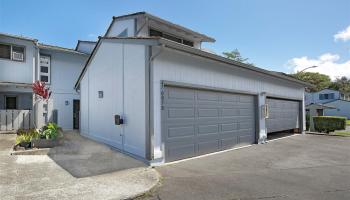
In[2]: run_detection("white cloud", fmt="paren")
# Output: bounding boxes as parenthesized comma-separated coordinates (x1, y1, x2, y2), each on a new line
(287, 53, 350, 80)
(334, 25, 350, 42)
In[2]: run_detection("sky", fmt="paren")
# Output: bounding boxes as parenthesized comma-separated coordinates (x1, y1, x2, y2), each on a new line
(1, 0, 350, 79)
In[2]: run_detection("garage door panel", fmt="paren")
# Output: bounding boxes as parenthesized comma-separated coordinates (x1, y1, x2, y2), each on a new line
(163, 86, 256, 162)
(167, 125, 195, 139)
(197, 140, 220, 155)
(167, 144, 196, 161)
(266, 98, 300, 133)
(221, 137, 239, 150)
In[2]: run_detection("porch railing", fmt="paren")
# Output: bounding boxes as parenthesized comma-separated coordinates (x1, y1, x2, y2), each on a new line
(0, 110, 34, 132)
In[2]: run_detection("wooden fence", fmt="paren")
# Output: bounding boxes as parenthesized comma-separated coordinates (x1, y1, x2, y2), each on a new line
(0, 110, 34, 132)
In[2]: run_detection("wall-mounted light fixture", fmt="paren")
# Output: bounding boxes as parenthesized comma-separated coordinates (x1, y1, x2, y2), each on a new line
(98, 91, 103, 98)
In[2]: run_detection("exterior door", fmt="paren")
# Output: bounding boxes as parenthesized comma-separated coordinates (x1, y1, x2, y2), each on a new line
(162, 86, 256, 162)
(73, 100, 80, 129)
(266, 98, 300, 133)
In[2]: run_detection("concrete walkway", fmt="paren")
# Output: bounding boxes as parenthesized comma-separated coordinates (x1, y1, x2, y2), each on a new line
(0, 131, 160, 200)
(143, 134, 350, 200)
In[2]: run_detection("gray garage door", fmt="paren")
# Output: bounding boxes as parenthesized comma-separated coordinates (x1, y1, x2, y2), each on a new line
(162, 86, 256, 162)
(266, 98, 300, 133)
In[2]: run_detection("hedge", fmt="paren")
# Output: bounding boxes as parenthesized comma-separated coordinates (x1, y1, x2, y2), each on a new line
(313, 116, 346, 133)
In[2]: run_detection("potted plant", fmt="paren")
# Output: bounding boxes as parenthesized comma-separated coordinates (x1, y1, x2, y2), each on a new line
(32, 122, 60, 148)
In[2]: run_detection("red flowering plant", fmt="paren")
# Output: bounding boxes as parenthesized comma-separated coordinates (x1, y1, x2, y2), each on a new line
(32, 81, 51, 101)
(31, 81, 52, 129)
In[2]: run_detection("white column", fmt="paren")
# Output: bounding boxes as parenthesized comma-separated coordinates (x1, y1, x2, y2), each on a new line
(258, 92, 267, 144)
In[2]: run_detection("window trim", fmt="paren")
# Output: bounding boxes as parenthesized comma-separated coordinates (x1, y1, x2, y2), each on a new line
(0, 42, 26, 62)
(39, 54, 51, 84)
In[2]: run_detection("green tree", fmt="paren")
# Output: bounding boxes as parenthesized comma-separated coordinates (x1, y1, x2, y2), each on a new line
(329, 76, 350, 93)
(292, 72, 331, 92)
(223, 49, 254, 66)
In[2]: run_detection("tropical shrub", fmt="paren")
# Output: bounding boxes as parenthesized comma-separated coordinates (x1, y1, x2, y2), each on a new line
(313, 116, 346, 133)
(39, 122, 59, 139)
(15, 129, 39, 144)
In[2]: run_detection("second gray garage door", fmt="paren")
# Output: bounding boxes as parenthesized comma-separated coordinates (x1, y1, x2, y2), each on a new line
(162, 86, 256, 162)
(266, 98, 300, 133)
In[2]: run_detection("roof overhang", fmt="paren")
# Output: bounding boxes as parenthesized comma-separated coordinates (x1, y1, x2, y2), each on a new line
(0, 81, 32, 88)
(75, 40, 97, 51)
(109, 12, 215, 42)
(74, 36, 312, 89)
(38, 43, 89, 56)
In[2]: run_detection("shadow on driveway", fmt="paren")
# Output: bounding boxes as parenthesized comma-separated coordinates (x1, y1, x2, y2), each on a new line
(48, 131, 145, 178)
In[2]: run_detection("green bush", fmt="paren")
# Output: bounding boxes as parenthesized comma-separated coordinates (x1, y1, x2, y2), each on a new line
(15, 129, 39, 144)
(39, 122, 59, 139)
(313, 116, 346, 133)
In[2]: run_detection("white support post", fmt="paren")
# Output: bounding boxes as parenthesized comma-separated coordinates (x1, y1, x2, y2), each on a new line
(258, 92, 267, 144)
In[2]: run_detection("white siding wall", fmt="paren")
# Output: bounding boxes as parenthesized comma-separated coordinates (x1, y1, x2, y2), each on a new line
(324, 100, 350, 119)
(107, 19, 136, 37)
(152, 48, 305, 159)
(0, 37, 35, 83)
(38, 49, 87, 130)
(80, 40, 146, 158)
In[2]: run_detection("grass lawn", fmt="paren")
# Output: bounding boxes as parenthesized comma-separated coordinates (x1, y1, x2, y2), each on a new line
(333, 131, 350, 137)
(347, 120, 350, 126)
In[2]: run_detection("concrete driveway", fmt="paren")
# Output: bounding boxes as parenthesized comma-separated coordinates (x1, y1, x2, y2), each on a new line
(143, 134, 350, 200)
(0, 131, 159, 200)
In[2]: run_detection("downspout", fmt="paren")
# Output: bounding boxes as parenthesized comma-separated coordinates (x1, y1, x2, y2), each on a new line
(148, 44, 164, 161)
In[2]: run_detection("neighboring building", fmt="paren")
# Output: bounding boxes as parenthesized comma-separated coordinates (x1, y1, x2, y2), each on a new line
(305, 88, 350, 119)
(75, 12, 310, 164)
(305, 88, 350, 105)
(0, 33, 89, 131)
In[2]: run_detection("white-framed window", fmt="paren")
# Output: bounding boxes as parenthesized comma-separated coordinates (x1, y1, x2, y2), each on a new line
(0, 43, 25, 62)
(39, 54, 51, 84)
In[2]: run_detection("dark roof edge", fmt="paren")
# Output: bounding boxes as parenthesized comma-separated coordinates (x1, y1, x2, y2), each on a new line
(38, 43, 89, 56)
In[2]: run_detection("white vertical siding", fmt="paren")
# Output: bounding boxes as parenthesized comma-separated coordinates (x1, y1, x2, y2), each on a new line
(0, 37, 35, 83)
(123, 44, 146, 157)
(38, 49, 87, 130)
(79, 40, 147, 158)
(152, 48, 305, 159)
(107, 19, 136, 37)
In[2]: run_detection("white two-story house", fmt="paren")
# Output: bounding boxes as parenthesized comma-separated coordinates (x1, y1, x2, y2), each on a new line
(0, 33, 89, 132)
(305, 88, 350, 119)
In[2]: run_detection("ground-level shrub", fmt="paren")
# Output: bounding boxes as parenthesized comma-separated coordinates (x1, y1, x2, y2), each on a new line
(313, 116, 346, 133)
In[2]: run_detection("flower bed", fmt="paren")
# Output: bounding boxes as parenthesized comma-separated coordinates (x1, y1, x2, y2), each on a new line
(13, 122, 62, 151)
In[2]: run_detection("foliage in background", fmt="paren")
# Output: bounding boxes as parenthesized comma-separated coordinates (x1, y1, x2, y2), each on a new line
(292, 72, 332, 92)
(306, 113, 310, 130)
(223, 49, 254, 66)
(329, 76, 350, 93)
(313, 116, 346, 133)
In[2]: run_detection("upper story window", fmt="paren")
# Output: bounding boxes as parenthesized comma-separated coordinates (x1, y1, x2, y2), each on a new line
(319, 93, 334, 100)
(149, 28, 194, 47)
(0, 43, 25, 62)
(40, 54, 51, 84)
